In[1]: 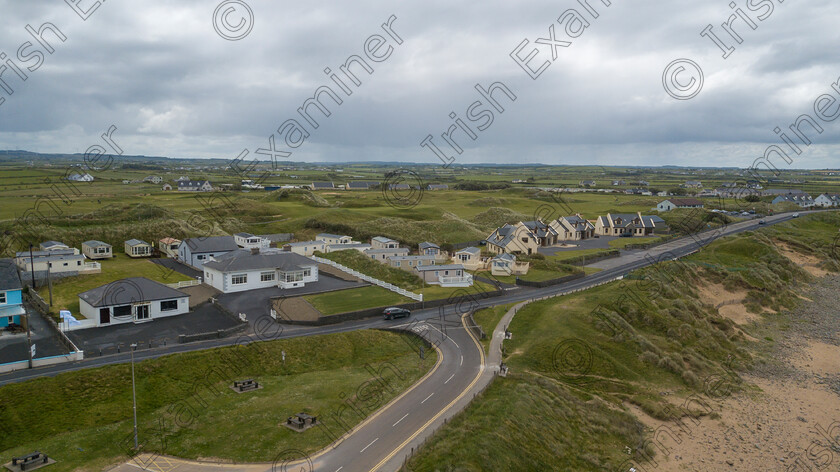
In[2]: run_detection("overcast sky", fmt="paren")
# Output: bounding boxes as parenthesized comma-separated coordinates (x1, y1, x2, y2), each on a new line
(0, 0, 839, 169)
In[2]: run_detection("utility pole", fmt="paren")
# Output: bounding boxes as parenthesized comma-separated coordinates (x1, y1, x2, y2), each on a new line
(25, 311, 33, 369)
(47, 261, 53, 306)
(130, 343, 139, 450)
(28, 244, 35, 289)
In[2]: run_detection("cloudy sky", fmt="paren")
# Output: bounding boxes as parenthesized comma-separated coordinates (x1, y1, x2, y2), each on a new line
(0, 0, 839, 168)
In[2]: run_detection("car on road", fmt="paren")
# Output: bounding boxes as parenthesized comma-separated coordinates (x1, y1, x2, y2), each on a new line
(758, 219, 766, 225)
(792, 213, 800, 218)
(383, 307, 411, 320)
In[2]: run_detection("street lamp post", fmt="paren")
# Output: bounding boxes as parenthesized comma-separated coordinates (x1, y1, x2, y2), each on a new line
(130, 343, 138, 450)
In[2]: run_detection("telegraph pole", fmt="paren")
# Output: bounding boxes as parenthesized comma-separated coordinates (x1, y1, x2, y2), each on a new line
(130, 343, 139, 450)
(28, 244, 35, 289)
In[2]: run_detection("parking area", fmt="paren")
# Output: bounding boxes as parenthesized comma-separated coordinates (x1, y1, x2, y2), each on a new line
(66, 302, 238, 356)
(538, 236, 621, 256)
(0, 304, 68, 365)
(150, 258, 203, 279)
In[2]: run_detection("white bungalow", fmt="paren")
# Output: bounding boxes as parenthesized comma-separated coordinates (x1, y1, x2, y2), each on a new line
(203, 248, 319, 294)
(78, 277, 189, 326)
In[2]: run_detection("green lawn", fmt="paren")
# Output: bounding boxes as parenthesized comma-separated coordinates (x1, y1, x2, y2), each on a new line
(303, 286, 412, 315)
(37, 254, 192, 318)
(0, 330, 436, 472)
(472, 304, 515, 353)
(607, 236, 660, 248)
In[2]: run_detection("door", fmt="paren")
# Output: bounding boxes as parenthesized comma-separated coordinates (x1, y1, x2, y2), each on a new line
(100, 308, 110, 324)
(135, 304, 150, 321)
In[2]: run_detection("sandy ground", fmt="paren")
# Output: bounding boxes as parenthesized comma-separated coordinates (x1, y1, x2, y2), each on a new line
(775, 241, 830, 277)
(626, 273, 840, 471)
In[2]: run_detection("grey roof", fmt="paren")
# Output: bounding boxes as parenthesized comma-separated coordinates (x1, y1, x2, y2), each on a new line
(347, 181, 379, 189)
(178, 180, 210, 188)
(181, 236, 238, 253)
(285, 240, 325, 247)
(372, 236, 398, 244)
(312, 181, 334, 188)
(487, 223, 536, 247)
(125, 239, 150, 246)
(0, 259, 21, 291)
(203, 249, 316, 272)
(419, 242, 439, 250)
(365, 248, 409, 255)
(416, 264, 464, 271)
(327, 243, 370, 250)
(522, 220, 558, 238)
(427, 184, 448, 189)
(390, 255, 436, 261)
(79, 277, 187, 308)
(41, 240, 66, 248)
(234, 232, 256, 238)
(317, 233, 347, 239)
(457, 246, 481, 255)
(16, 248, 77, 258)
(83, 240, 111, 248)
(492, 253, 516, 263)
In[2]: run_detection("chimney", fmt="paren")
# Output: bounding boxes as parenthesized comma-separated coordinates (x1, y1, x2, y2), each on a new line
(250, 247, 260, 255)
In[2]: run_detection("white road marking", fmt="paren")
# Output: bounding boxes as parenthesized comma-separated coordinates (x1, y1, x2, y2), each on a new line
(335, 468, 343, 472)
(393, 413, 409, 427)
(460, 355, 464, 366)
(445, 373, 455, 384)
(360, 438, 379, 453)
(421, 392, 435, 404)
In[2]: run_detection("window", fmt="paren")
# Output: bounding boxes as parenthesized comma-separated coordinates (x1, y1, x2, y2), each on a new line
(285, 271, 303, 283)
(232, 274, 247, 284)
(160, 300, 178, 311)
(77, 261, 81, 266)
(261, 271, 275, 282)
(113, 305, 132, 318)
(197, 254, 206, 260)
(0, 292, 5, 304)
(303, 268, 311, 277)
(63, 262, 68, 266)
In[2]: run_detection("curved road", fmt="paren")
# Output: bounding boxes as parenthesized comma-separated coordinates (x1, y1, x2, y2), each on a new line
(5, 211, 819, 472)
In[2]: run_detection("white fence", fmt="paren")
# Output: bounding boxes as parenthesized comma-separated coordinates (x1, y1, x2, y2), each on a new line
(313, 256, 423, 301)
(167, 279, 202, 289)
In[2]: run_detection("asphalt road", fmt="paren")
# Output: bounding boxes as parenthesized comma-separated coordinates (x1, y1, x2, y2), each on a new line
(2, 211, 819, 472)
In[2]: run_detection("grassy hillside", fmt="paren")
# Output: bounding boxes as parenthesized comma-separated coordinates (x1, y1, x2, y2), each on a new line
(0, 330, 435, 472)
(406, 212, 839, 471)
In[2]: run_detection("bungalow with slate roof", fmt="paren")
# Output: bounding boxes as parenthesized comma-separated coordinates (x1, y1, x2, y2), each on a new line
(346, 181, 380, 190)
(452, 246, 485, 271)
(490, 253, 529, 277)
(125, 239, 153, 258)
(82, 240, 113, 260)
(203, 248, 319, 293)
(486, 223, 540, 255)
(0, 259, 24, 328)
(594, 212, 661, 237)
(311, 181, 334, 190)
(427, 184, 448, 190)
(178, 180, 213, 192)
(815, 193, 840, 207)
(415, 264, 473, 287)
(78, 277, 190, 326)
(656, 198, 705, 212)
(178, 236, 239, 268)
(325, 243, 371, 253)
(551, 215, 595, 241)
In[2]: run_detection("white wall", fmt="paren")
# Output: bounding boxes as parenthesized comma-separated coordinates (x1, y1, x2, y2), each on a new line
(204, 265, 319, 293)
(80, 297, 189, 327)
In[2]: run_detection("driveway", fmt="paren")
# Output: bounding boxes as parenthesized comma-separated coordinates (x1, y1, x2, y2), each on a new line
(0, 304, 68, 365)
(67, 302, 239, 357)
(150, 258, 203, 279)
(538, 236, 620, 255)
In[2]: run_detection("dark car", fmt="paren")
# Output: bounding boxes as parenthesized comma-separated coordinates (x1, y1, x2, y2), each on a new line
(619, 232, 634, 237)
(758, 219, 766, 225)
(383, 307, 411, 320)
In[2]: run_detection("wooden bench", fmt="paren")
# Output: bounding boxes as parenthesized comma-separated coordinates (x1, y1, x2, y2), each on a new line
(12, 451, 48, 471)
(233, 379, 259, 392)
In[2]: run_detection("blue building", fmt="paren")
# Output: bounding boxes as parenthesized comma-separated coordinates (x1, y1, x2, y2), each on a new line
(0, 259, 24, 328)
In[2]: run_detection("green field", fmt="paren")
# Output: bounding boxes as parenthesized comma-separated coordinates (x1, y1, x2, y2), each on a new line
(0, 330, 436, 472)
(304, 286, 412, 315)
